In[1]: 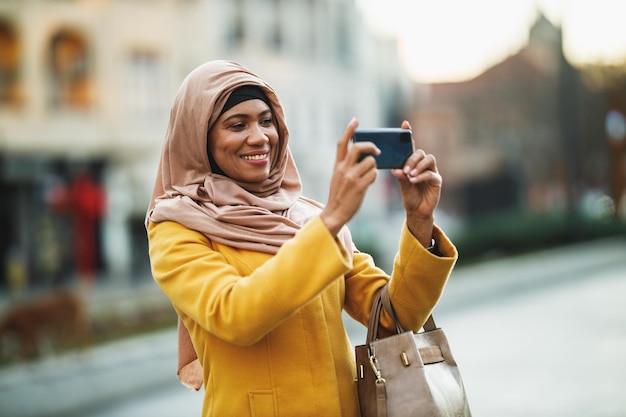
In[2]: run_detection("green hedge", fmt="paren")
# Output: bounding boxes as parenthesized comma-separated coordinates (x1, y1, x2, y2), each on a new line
(452, 210, 626, 264)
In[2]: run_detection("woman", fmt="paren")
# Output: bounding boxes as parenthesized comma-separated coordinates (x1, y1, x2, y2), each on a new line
(146, 60, 457, 417)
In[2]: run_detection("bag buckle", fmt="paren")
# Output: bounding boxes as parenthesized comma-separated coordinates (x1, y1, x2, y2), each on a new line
(369, 355, 386, 384)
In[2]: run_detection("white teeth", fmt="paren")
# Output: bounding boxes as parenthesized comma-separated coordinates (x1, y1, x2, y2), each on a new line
(242, 154, 267, 160)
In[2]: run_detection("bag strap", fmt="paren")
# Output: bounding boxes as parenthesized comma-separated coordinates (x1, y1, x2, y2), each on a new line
(365, 289, 384, 343)
(364, 290, 390, 417)
(376, 379, 388, 417)
(368, 284, 437, 341)
(380, 286, 405, 333)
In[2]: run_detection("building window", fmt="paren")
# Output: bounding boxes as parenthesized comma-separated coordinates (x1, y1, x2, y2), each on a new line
(270, 0, 283, 50)
(228, 0, 245, 47)
(125, 50, 164, 118)
(336, 3, 352, 66)
(307, 0, 317, 56)
(0, 18, 20, 106)
(48, 29, 92, 108)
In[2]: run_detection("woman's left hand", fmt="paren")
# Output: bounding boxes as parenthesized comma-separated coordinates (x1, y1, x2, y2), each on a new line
(390, 120, 442, 247)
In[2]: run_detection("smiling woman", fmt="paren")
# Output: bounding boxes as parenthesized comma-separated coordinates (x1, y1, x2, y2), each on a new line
(144, 60, 459, 417)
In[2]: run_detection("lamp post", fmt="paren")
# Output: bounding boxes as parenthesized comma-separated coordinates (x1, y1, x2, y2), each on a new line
(606, 109, 626, 218)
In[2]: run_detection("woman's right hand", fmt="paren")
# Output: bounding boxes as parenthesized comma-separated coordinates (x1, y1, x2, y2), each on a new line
(320, 118, 380, 236)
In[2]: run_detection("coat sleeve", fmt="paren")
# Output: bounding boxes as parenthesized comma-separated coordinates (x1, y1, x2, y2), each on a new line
(344, 223, 457, 332)
(148, 216, 352, 346)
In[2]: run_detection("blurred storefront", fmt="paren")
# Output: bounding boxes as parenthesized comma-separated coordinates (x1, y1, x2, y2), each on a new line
(0, 157, 106, 291)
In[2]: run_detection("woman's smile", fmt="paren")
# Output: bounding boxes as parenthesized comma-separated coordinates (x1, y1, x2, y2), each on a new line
(241, 151, 269, 162)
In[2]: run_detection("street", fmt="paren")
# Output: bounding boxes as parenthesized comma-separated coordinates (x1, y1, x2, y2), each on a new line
(2, 237, 625, 417)
(440, 255, 626, 416)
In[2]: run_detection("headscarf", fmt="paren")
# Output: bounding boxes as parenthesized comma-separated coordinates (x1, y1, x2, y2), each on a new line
(145, 60, 353, 390)
(218, 84, 271, 117)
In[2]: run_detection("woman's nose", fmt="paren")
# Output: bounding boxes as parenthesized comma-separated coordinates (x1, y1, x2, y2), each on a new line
(247, 125, 269, 145)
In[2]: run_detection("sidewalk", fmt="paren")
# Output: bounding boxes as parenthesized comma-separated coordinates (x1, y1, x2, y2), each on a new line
(0, 328, 178, 417)
(0, 281, 177, 417)
(437, 234, 626, 314)
(438, 240, 626, 417)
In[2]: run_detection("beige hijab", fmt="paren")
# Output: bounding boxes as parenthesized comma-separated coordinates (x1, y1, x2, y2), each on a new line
(146, 60, 352, 390)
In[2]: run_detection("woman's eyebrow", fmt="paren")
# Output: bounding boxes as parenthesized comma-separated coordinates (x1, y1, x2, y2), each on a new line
(222, 113, 250, 122)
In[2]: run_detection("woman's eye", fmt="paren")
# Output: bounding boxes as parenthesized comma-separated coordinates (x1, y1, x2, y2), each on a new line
(230, 122, 246, 130)
(260, 118, 273, 127)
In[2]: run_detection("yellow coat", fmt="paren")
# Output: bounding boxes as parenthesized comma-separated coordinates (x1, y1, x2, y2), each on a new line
(148, 216, 457, 417)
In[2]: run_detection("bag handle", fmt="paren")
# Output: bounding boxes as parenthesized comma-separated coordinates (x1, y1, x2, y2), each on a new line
(366, 284, 437, 343)
(381, 285, 437, 332)
(365, 289, 384, 343)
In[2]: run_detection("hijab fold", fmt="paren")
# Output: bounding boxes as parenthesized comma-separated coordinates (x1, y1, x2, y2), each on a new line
(145, 60, 353, 390)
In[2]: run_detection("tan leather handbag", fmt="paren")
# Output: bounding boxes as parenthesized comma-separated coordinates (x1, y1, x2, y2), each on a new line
(355, 286, 472, 417)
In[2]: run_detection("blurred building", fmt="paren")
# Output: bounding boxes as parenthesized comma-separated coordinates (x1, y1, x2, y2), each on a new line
(0, 0, 411, 291)
(412, 13, 624, 223)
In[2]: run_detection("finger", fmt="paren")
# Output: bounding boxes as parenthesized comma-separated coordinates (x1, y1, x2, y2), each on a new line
(403, 149, 427, 174)
(412, 153, 437, 175)
(398, 152, 437, 180)
(362, 165, 379, 185)
(354, 153, 378, 179)
(335, 117, 359, 164)
(407, 155, 440, 183)
(390, 167, 406, 179)
(347, 141, 380, 167)
(407, 169, 442, 185)
(352, 161, 379, 191)
(401, 120, 412, 130)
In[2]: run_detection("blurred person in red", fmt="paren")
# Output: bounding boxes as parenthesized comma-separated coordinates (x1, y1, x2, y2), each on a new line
(69, 169, 106, 284)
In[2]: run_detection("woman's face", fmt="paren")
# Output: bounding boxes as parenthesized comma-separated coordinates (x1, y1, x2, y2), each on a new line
(208, 99, 279, 183)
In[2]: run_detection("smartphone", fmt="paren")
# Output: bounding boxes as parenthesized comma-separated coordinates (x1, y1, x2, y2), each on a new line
(352, 128, 414, 169)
